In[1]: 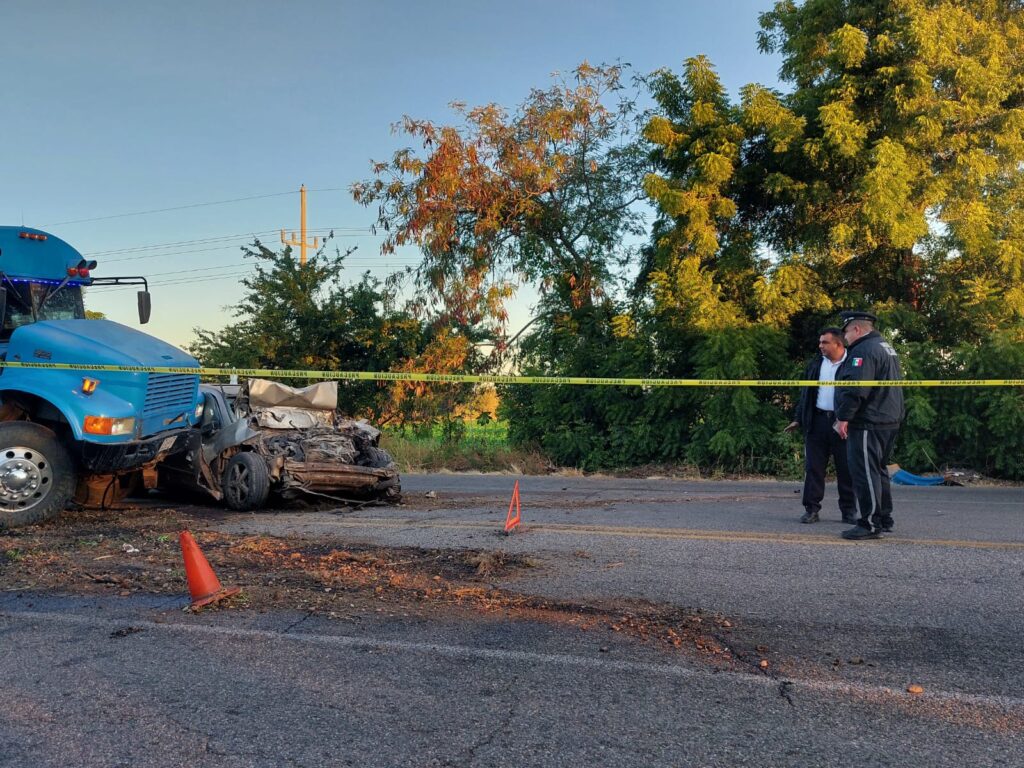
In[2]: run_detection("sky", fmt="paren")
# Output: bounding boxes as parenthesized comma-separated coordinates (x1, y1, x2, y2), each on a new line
(1, 0, 782, 350)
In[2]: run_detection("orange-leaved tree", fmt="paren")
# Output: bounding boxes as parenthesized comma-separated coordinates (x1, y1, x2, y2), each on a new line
(351, 62, 651, 351)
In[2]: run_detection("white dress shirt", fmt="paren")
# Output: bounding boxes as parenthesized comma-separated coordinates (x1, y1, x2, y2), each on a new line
(815, 352, 847, 411)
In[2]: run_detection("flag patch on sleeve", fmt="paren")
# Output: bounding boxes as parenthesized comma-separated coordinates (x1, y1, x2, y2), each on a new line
(852, 358, 864, 367)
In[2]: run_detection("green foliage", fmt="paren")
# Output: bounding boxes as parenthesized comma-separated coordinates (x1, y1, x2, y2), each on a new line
(189, 240, 442, 421)
(684, 326, 797, 474)
(500, 300, 692, 470)
(351, 5, 1024, 477)
(500, 306, 806, 475)
(382, 421, 548, 474)
(610, 0, 1024, 478)
(753, 0, 1024, 326)
(900, 333, 1024, 478)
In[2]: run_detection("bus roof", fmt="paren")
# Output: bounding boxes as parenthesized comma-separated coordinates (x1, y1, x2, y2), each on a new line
(0, 226, 88, 283)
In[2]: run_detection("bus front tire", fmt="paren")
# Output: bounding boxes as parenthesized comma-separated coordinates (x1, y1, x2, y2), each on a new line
(0, 422, 76, 530)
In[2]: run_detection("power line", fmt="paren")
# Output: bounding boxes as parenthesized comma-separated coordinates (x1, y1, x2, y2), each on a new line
(40, 187, 351, 228)
(86, 260, 418, 291)
(88, 266, 252, 286)
(84, 231, 279, 256)
(98, 256, 421, 275)
(39, 188, 348, 227)
(99, 233, 379, 264)
(84, 225, 374, 257)
(89, 252, 421, 279)
(150, 272, 258, 287)
(152, 259, 419, 277)
(102, 244, 250, 264)
(87, 260, 418, 289)
(123, 262, 250, 278)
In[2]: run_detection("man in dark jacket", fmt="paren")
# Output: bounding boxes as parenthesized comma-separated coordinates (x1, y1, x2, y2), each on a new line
(834, 311, 905, 540)
(785, 327, 857, 524)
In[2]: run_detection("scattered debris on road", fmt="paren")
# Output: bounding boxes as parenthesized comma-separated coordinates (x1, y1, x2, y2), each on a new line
(1, 501, 744, 668)
(109, 626, 145, 638)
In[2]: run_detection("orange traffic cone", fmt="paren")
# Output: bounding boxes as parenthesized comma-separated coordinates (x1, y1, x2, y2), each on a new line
(179, 530, 240, 609)
(504, 480, 521, 533)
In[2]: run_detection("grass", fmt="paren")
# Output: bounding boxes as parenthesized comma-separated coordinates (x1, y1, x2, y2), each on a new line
(382, 421, 550, 474)
(381, 420, 807, 479)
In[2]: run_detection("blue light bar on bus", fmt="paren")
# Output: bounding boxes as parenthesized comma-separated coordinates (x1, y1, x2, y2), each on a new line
(5, 277, 88, 286)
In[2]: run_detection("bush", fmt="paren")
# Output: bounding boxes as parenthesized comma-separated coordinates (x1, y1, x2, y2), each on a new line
(502, 310, 804, 475)
(896, 336, 1024, 479)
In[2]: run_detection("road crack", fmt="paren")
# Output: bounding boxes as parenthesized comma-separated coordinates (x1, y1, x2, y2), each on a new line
(778, 680, 795, 707)
(464, 689, 517, 764)
(283, 611, 313, 634)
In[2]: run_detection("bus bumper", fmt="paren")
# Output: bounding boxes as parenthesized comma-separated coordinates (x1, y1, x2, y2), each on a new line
(78, 428, 198, 473)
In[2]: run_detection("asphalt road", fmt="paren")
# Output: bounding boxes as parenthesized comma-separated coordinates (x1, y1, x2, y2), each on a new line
(2, 474, 1022, 767)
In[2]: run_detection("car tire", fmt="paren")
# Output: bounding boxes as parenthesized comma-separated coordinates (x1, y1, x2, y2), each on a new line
(377, 476, 402, 502)
(362, 446, 397, 469)
(0, 422, 77, 530)
(221, 451, 270, 511)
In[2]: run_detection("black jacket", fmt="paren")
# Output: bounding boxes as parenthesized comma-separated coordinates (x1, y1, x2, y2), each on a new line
(795, 355, 826, 433)
(835, 331, 905, 428)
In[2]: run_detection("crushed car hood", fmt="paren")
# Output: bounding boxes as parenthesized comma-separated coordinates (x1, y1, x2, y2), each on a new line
(243, 379, 338, 429)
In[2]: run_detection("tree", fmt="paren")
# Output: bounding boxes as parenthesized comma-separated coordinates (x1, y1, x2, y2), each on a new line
(344, 7, 1024, 477)
(640, 1, 1024, 476)
(644, 2, 1024, 339)
(189, 239, 443, 422)
(353, 64, 676, 465)
(638, 57, 822, 472)
(750, 0, 1024, 340)
(352, 63, 651, 347)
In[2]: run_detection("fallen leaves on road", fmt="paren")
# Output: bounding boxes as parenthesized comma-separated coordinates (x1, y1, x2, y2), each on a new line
(1, 501, 742, 668)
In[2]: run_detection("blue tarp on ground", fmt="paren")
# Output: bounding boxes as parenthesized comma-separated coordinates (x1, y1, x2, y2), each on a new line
(890, 469, 946, 486)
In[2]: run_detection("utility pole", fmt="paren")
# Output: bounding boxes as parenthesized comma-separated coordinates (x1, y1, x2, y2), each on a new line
(280, 184, 319, 266)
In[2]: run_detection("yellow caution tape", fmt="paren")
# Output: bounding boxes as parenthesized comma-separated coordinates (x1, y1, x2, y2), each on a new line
(0, 361, 1021, 387)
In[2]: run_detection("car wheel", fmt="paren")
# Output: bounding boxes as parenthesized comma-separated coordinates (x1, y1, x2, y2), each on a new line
(362, 446, 397, 469)
(381, 479, 402, 502)
(221, 452, 270, 511)
(0, 422, 76, 530)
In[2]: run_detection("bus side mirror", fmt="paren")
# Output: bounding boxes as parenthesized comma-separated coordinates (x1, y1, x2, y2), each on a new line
(0, 288, 7, 324)
(137, 291, 152, 324)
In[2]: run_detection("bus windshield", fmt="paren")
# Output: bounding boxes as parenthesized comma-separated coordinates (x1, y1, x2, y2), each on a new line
(2, 281, 86, 338)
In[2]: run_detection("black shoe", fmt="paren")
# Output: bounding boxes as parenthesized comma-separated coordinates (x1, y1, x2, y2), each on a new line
(841, 524, 880, 540)
(880, 519, 894, 533)
(800, 511, 820, 524)
(841, 513, 858, 525)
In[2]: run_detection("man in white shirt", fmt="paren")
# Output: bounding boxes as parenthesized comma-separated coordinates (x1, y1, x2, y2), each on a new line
(785, 327, 857, 524)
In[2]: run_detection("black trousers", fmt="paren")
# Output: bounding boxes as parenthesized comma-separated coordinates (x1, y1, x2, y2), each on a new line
(802, 409, 856, 517)
(846, 427, 899, 531)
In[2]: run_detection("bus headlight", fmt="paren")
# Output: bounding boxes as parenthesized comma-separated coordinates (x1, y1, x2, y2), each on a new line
(84, 416, 135, 436)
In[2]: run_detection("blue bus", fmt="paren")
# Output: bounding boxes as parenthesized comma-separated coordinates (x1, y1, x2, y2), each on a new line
(0, 226, 202, 528)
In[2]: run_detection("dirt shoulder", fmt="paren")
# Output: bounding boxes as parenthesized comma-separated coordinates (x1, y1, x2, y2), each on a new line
(1, 500, 752, 672)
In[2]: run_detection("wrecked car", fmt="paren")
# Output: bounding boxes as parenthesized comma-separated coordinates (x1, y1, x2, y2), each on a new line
(158, 379, 400, 510)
